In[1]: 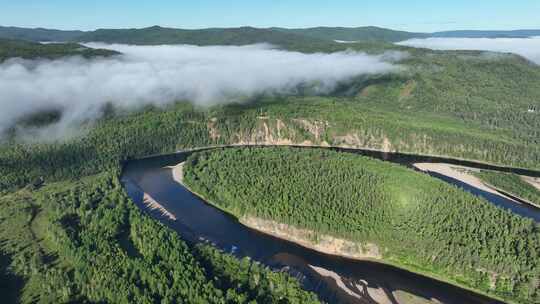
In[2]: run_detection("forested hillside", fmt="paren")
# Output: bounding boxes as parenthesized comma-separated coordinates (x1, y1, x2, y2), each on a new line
(1, 41, 540, 191)
(183, 147, 540, 304)
(0, 171, 319, 303)
(0, 38, 119, 62)
(274, 26, 427, 42)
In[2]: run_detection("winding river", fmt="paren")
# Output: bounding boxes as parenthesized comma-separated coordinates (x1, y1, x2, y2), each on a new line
(121, 146, 540, 304)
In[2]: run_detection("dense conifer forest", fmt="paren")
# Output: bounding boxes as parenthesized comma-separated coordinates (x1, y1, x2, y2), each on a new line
(0, 171, 319, 303)
(184, 147, 540, 304)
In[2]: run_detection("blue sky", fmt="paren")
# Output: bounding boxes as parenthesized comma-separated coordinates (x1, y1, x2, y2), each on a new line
(1, 0, 539, 32)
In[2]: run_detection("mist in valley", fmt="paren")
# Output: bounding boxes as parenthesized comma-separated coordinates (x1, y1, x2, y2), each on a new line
(0, 43, 405, 141)
(398, 36, 540, 64)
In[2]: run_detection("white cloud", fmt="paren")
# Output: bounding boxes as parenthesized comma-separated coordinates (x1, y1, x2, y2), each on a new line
(0, 43, 403, 141)
(397, 37, 540, 64)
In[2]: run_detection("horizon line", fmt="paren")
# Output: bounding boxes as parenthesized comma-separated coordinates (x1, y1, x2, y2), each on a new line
(2, 24, 540, 34)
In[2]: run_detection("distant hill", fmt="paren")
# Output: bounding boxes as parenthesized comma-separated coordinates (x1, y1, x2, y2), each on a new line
(273, 26, 428, 42)
(1, 25, 540, 48)
(74, 26, 331, 48)
(432, 29, 540, 38)
(0, 26, 84, 42)
(0, 38, 119, 62)
(76, 25, 428, 45)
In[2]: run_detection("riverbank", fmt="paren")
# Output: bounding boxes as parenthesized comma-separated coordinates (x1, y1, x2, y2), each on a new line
(171, 160, 509, 304)
(413, 163, 512, 196)
(167, 162, 185, 185)
(413, 163, 540, 209)
(242, 217, 382, 261)
(523, 176, 540, 192)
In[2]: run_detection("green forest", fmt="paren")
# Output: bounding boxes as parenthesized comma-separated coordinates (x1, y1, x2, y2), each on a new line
(0, 171, 319, 303)
(183, 147, 540, 304)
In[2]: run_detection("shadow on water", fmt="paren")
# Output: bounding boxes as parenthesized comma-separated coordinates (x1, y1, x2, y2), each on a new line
(120, 146, 535, 304)
(0, 249, 24, 304)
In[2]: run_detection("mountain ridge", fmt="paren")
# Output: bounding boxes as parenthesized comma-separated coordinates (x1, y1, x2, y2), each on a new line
(2, 25, 540, 45)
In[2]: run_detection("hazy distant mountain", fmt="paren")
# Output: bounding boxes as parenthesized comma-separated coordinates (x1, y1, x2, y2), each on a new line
(74, 26, 330, 47)
(273, 26, 428, 42)
(0, 26, 84, 42)
(432, 30, 540, 38)
(1, 25, 540, 46)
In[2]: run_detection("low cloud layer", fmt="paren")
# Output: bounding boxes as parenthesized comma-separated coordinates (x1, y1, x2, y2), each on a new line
(0, 43, 403, 141)
(397, 37, 540, 64)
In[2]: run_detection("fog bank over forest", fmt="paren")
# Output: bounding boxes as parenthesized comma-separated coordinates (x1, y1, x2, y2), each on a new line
(398, 37, 540, 64)
(0, 43, 405, 141)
